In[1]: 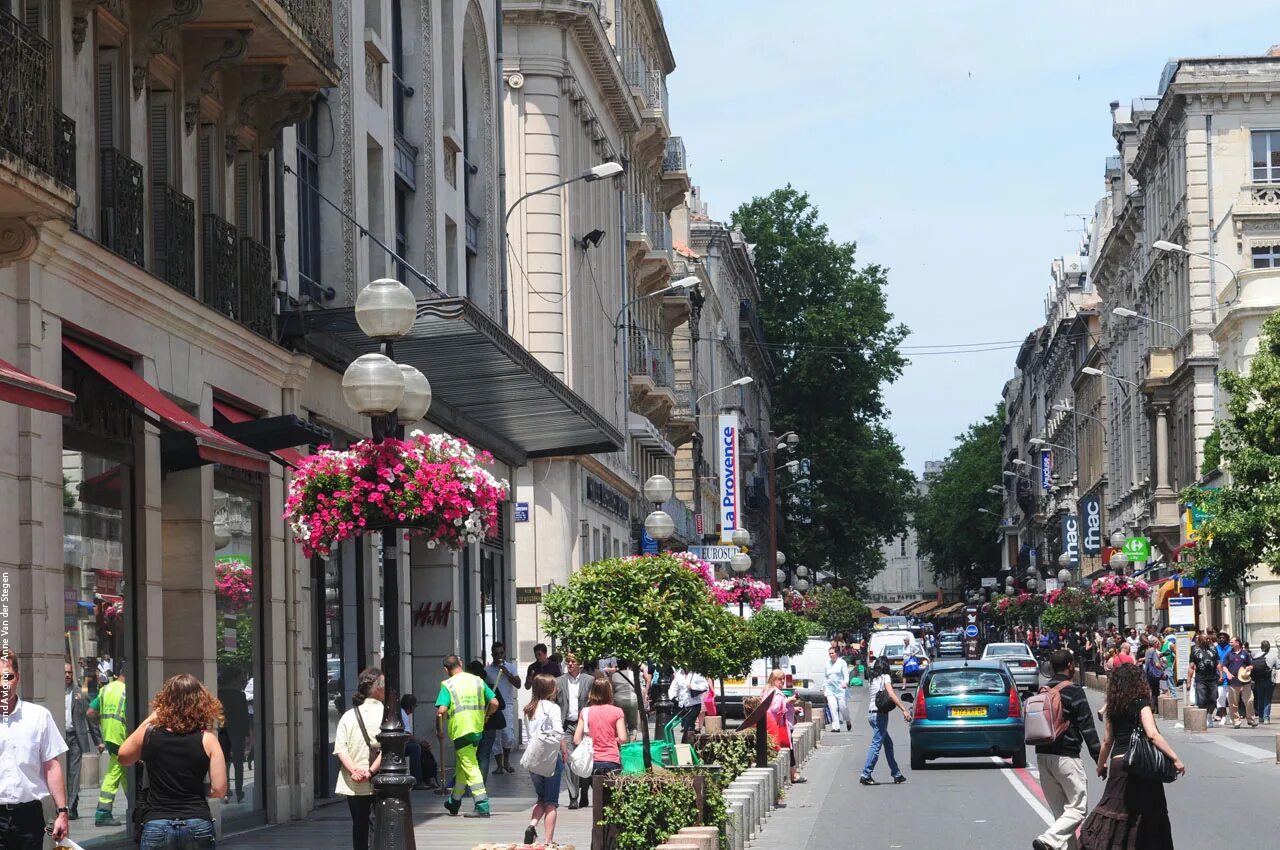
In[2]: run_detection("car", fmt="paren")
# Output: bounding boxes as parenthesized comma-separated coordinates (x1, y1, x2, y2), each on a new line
(908, 660, 1026, 769)
(879, 642, 930, 685)
(937, 632, 965, 658)
(981, 642, 1042, 694)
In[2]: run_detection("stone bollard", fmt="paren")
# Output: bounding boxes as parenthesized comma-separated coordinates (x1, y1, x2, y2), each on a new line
(774, 749, 789, 789)
(704, 715, 723, 735)
(1158, 694, 1179, 721)
(745, 766, 777, 807)
(676, 826, 721, 850)
(1184, 707, 1208, 732)
(654, 843, 700, 850)
(723, 791, 755, 837)
(726, 802, 745, 850)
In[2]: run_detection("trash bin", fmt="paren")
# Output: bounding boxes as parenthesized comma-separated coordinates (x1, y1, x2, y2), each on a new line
(651, 697, 675, 737)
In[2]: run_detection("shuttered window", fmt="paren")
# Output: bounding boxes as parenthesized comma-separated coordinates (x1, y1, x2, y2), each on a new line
(148, 92, 172, 274)
(198, 124, 219, 216)
(96, 50, 118, 151)
(235, 150, 253, 236)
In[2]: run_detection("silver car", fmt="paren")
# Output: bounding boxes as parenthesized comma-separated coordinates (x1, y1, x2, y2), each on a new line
(981, 642, 1041, 694)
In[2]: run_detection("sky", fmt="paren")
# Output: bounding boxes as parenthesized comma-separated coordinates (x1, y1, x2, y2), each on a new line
(661, 0, 1276, 475)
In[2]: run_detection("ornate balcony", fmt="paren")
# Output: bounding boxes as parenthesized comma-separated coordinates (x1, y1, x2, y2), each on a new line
(238, 236, 274, 338)
(202, 213, 240, 319)
(52, 112, 76, 190)
(667, 387, 697, 447)
(627, 326, 676, 428)
(625, 192, 673, 293)
(660, 136, 691, 209)
(154, 186, 196, 296)
(100, 148, 145, 267)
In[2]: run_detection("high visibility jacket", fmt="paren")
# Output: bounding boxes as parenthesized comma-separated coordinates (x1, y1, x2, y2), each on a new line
(442, 672, 488, 741)
(97, 680, 127, 746)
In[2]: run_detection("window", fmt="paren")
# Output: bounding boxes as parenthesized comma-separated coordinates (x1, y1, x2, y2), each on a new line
(394, 185, 408, 284)
(1252, 245, 1280, 268)
(96, 47, 122, 151)
(1252, 130, 1280, 183)
(198, 123, 221, 216)
(297, 111, 321, 289)
(900, 535, 907, 557)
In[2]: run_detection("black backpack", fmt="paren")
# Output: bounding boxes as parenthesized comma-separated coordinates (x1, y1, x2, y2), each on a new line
(1252, 655, 1272, 683)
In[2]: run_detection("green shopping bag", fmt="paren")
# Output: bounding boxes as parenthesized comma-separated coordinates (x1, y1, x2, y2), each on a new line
(850, 676, 864, 687)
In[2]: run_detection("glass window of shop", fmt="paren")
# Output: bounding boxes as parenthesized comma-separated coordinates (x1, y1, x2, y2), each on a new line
(213, 472, 263, 818)
(62, 352, 136, 844)
(314, 539, 363, 798)
(479, 547, 506, 660)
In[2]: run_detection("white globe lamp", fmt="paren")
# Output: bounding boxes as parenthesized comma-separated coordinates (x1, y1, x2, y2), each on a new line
(643, 509, 675, 541)
(643, 474, 673, 505)
(355, 278, 417, 339)
(342, 353, 405, 416)
(395, 365, 432, 424)
(730, 552, 752, 574)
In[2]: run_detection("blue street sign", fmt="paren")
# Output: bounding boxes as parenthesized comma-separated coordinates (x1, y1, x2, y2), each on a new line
(514, 502, 529, 522)
(641, 530, 658, 554)
(964, 624, 979, 638)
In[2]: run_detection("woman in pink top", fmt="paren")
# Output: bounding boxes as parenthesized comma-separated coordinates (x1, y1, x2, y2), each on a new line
(573, 677, 627, 773)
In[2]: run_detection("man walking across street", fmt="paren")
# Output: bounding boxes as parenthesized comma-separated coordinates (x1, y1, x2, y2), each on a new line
(0, 653, 72, 849)
(1190, 634, 1221, 726)
(436, 655, 500, 818)
(64, 660, 102, 820)
(555, 654, 593, 809)
(485, 642, 521, 774)
(1223, 636, 1258, 727)
(1032, 650, 1102, 850)
(86, 663, 126, 826)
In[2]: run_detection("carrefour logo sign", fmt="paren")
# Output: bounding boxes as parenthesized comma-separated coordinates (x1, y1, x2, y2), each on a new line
(718, 414, 740, 544)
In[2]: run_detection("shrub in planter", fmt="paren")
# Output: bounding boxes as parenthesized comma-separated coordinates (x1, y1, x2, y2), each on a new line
(694, 733, 754, 784)
(599, 773, 703, 850)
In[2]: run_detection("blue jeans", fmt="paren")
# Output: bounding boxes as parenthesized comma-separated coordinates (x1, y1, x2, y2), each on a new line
(140, 817, 216, 850)
(478, 729, 497, 783)
(861, 712, 901, 779)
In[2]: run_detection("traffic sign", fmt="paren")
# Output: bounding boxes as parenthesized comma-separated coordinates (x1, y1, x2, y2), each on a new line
(1122, 536, 1150, 563)
(965, 624, 979, 638)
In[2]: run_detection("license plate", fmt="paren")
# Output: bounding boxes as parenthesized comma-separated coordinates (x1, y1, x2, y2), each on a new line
(948, 706, 987, 718)
(725, 678, 745, 686)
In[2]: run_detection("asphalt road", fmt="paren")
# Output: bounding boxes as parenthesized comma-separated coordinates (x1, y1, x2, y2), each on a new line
(756, 685, 1278, 850)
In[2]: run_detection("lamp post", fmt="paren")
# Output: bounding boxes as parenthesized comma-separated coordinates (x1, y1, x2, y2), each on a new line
(729, 528, 752, 614)
(343, 278, 432, 850)
(1152, 239, 1239, 323)
(643, 474, 676, 549)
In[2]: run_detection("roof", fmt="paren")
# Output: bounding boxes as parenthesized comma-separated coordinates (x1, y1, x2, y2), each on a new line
(673, 240, 700, 259)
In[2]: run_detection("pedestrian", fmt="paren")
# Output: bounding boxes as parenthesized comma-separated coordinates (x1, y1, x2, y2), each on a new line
(1142, 637, 1167, 706)
(1188, 633, 1221, 726)
(0, 652, 71, 849)
(399, 694, 438, 789)
(823, 645, 851, 732)
(554, 653, 593, 809)
(609, 661, 642, 741)
(466, 659, 505, 786)
(1113, 642, 1136, 668)
(86, 661, 127, 826)
(64, 659, 103, 821)
(485, 642, 521, 774)
(572, 676, 627, 782)
(1255, 640, 1278, 724)
(761, 670, 804, 783)
(524, 644, 562, 689)
(667, 668, 707, 741)
(1079, 663, 1184, 849)
(1125, 629, 1141, 658)
(436, 655, 499, 818)
(1159, 631, 1176, 692)
(216, 669, 250, 804)
(1031, 650, 1102, 850)
(1223, 636, 1258, 727)
(859, 658, 909, 786)
(118, 673, 228, 850)
(1214, 631, 1232, 724)
(334, 667, 384, 850)
(521, 674, 567, 846)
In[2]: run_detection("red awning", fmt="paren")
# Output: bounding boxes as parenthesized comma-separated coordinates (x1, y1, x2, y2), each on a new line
(0, 356, 75, 416)
(211, 400, 306, 468)
(63, 339, 268, 473)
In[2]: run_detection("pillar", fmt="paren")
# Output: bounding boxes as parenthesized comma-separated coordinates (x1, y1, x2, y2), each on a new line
(409, 539, 460, 724)
(160, 466, 215, 685)
(1153, 404, 1172, 494)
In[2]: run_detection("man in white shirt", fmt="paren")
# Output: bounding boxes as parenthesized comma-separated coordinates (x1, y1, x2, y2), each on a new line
(484, 642, 520, 774)
(0, 653, 71, 849)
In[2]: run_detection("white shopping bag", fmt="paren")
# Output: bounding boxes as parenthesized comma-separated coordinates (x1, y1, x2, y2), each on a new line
(55, 839, 88, 850)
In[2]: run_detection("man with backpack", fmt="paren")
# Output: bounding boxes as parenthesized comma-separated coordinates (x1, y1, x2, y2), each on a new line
(1027, 650, 1102, 850)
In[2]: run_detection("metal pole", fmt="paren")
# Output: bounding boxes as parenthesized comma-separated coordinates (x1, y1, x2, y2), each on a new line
(371, 339, 415, 850)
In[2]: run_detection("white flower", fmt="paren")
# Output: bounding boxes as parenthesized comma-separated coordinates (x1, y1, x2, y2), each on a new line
(427, 540, 437, 549)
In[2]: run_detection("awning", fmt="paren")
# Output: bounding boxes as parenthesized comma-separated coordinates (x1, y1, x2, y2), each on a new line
(1153, 579, 1179, 611)
(63, 339, 268, 473)
(913, 600, 941, 616)
(870, 609, 888, 619)
(898, 600, 928, 614)
(292, 298, 624, 465)
(212, 400, 330, 468)
(0, 356, 75, 416)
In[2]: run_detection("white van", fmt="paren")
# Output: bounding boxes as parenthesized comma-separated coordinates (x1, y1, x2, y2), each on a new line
(867, 630, 918, 682)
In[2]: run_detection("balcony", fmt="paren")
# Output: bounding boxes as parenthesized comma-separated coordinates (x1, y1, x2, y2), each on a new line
(202, 213, 239, 318)
(660, 136, 691, 209)
(627, 326, 676, 428)
(153, 186, 196, 296)
(0, 10, 76, 231)
(195, 0, 338, 87)
(667, 387, 697, 447)
(625, 192, 673, 293)
(238, 237, 275, 338)
(739, 298, 767, 347)
(99, 148, 145, 267)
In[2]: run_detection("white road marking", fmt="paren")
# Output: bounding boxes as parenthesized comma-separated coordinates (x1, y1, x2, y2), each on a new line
(1207, 735, 1274, 762)
(990, 756, 1054, 827)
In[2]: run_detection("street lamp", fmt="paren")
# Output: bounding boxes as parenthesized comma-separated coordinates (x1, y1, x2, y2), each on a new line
(776, 551, 786, 567)
(987, 486, 1005, 495)
(795, 565, 810, 578)
(730, 551, 752, 574)
(343, 277, 424, 850)
(794, 578, 811, 592)
(614, 276, 701, 333)
(1110, 530, 1126, 549)
(696, 376, 754, 410)
(1111, 306, 1185, 339)
(643, 474, 676, 545)
(1153, 239, 1239, 321)
(776, 431, 800, 450)
(1030, 437, 1077, 456)
(1057, 568, 1072, 584)
(731, 527, 751, 549)
(1081, 366, 1141, 391)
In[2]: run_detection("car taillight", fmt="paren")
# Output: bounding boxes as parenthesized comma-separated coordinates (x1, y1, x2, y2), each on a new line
(1008, 685, 1021, 718)
(1020, 661, 1037, 668)
(913, 688, 926, 719)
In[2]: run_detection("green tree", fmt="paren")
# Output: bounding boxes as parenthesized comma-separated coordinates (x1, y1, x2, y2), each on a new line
(808, 586, 871, 637)
(748, 607, 812, 666)
(914, 404, 1004, 589)
(689, 607, 759, 680)
(1184, 311, 1280, 594)
(733, 187, 914, 591)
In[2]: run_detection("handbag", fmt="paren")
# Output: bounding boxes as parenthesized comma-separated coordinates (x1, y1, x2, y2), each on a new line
(569, 706, 595, 777)
(1125, 726, 1177, 783)
(873, 680, 894, 713)
(519, 709, 561, 777)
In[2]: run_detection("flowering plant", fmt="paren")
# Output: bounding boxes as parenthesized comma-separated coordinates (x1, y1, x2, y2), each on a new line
(1041, 587, 1114, 631)
(712, 577, 771, 611)
(990, 592, 1046, 625)
(668, 551, 716, 586)
(1090, 574, 1151, 601)
(782, 589, 818, 616)
(215, 559, 254, 612)
(285, 430, 509, 559)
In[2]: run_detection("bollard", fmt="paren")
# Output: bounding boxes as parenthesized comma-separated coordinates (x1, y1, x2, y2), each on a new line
(676, 827, 721, 850)
(1158, 694, 1179, 721)
(655, 844, 700, 850)
(1183, 707, 1208, 732)
(745, 766, 777, 807)
(726, 802, 745, 850)
(724, 791, 755, 836)
(704, 715, 723, 735)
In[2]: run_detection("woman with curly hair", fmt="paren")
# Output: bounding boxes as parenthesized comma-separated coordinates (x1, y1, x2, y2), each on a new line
(1079, 662, 1185, 849)
(118, 673, 228, 849)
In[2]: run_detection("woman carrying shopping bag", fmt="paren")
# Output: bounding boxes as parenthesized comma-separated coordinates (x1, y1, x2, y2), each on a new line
(520, 674, 567, 846)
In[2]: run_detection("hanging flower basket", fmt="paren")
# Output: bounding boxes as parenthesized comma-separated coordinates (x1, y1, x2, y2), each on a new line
(215, 559, 254, 612)
(285, 430, 509, 559)
(712, 577, 771, 611)
(1090, 575, 1151, 601)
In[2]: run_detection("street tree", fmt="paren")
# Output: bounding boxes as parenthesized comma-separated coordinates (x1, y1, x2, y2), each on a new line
(733, 187, 914, 591)
(914, 404, 1004, 589)
(748, 607, 812, 667)
(808, 586, 872, 637)
(1184, 310, 1280, 594)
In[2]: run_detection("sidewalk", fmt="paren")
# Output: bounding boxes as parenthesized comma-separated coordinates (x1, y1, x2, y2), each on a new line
(223, 768, 594, 850)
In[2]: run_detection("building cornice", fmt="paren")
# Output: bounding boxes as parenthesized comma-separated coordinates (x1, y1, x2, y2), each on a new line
(636, 0, 676, 74)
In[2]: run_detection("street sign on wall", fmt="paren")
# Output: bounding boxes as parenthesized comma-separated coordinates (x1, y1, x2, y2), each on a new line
(718, 413, 741, 544)
(690, 545, 737, 563)
(1079, 495, 1102, 554)
(1168, 596, 1195, 627)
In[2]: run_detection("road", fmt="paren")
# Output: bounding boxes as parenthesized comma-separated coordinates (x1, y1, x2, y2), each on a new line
(758, 685, 1277, 849)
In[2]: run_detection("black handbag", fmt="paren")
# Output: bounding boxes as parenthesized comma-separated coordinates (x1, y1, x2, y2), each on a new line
(1125, 727, 1177, 783)
(874, 680, 894, 713)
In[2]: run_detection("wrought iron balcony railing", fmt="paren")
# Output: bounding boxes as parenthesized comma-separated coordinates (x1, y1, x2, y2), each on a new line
(645, 70, 668, 124)
(663, 136, 687, 173)
(202, 213, 240, 319)
(739, 298, 767, 346)
(0, 10, 55, 181)
(52, 111, 75, 190)
(627, 326, 674, 388)
(154, 185, 196, 296)
(620, 47, 649, 98)
(100, 148, 145, 266)
(238, 237, 274, 338)
(279, 0, 336, 69)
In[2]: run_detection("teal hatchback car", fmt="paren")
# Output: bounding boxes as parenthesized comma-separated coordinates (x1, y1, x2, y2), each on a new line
(908, 660, 1026, 769)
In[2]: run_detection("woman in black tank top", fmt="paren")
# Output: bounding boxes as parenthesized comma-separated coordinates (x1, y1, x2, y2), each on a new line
(119, 674, 229, 849)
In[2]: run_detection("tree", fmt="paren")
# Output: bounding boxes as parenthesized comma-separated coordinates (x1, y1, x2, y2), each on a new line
(748, 607, 812, 666)
(914, 404, 1004, 588)
(1184, 311, 1280, 594)
(1039, 588, 1113, 633)
(808, 586, 871, 637)
(733, 187, 914, 591)
(689, 607, 760, 680)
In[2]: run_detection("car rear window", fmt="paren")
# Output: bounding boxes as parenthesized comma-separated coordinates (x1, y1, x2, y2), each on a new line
(985, 644, 1032, 657)
(926, 670, 1008, 696)
(882, 645, 906, 658)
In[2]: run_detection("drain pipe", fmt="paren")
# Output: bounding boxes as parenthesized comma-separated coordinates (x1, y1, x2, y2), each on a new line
(496, 0, 509, 328)
(1205, 113, 1222, 424)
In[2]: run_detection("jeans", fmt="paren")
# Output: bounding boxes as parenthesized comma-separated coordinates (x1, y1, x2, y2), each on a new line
(139, 817, 217, 850)
(345, 795, 373, 850)
(861, 712, 901, 779)
(1255, 678, 1274, 721)
(530, 755, 564, 803)
(0, 800, 45, 850)
(1036, 754, 1086, 850)
(478, 730, 497, 785)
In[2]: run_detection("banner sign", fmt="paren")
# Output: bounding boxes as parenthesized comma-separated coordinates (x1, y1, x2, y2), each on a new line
(690, 545, 737, 563)
(1060, 514, 1080, 567)
(1040, 450, 1053, 491)
(718, 413, 741, 544)
(1079, 495, 1102, 555)
(980, 576, 997, 588)
(1122, 536, 1150, 563)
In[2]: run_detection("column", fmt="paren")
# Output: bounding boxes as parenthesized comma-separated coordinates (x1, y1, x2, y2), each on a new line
(160, 466, 216, 685)
(1153, 404, 1172, 494)
(409, 539, 460, 720)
